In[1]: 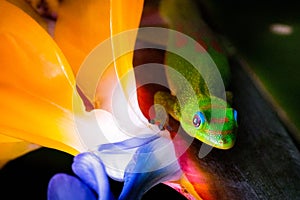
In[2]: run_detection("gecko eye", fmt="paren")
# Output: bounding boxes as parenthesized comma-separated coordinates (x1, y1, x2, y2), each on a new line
(233, 110, 238, 122)
(193, 111, 205, 128)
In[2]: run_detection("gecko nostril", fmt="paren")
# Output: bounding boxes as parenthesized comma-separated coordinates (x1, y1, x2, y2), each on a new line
(219, 135, 231, 145)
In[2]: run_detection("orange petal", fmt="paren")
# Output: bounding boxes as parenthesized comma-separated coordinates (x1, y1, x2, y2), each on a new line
(110, 0, 144, 88)
(108, 0, 146, 125)
(6, 0, 48, 30)
(0, 1, 86, 156)
(92, 0, 144, 109)
(54, 0, 111, 76)
(0, 134, 40, 168)
(69, 0, 144, 112)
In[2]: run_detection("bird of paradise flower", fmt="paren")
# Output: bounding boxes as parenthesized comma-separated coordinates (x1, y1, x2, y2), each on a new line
(0, 0, 147, 168)
(0, 0, 185, 199)
(0, 0, 222, 200)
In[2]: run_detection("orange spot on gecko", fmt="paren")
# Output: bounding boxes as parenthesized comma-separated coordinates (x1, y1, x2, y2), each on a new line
(195, 37, 208, 53)
(175, 32, 188, 48)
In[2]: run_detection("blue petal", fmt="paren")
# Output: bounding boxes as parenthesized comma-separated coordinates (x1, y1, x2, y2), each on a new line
(95, 134, 161, 181)
(72, 152, 115, 200)
(118, 136, 182, 200)
(47, 173, 97, 200)
(97, 134, 159, 152)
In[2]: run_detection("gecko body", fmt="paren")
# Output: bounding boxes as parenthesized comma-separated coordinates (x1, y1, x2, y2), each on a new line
(153, 0, 238, 149)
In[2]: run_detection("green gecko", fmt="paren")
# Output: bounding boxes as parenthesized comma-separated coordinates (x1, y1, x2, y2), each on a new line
(151, 0, 238, 149)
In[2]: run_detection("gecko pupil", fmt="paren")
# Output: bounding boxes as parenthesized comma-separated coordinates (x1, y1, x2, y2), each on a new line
(193, 114, 201, 127)
(193, 111, 205, 128)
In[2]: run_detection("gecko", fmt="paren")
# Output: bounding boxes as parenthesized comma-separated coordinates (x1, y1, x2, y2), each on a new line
(151, 0, 238, 149)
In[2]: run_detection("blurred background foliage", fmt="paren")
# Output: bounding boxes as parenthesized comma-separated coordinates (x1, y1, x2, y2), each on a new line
(196, 0, 300, 146)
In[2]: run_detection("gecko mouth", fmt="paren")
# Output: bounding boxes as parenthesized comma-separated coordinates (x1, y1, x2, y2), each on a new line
(206, 129, 233, 135)
(204, 132, 236, 149)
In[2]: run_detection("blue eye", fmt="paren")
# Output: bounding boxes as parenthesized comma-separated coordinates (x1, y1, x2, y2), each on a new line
(233, 110, 238, 122)
(193, 111, 205, 128)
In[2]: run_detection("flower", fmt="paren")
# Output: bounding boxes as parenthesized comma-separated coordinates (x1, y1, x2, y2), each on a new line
(0, 1, 227, 199)
(0, 0, 145, 166)
(0, 0, 185, 199)
(48, 135, 182, 200)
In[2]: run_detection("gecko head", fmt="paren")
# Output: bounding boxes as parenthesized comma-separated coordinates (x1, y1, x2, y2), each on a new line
(180, 96, 238, 149)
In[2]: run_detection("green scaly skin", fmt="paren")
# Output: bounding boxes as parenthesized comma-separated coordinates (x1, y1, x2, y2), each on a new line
(152, 0, 238, 149)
